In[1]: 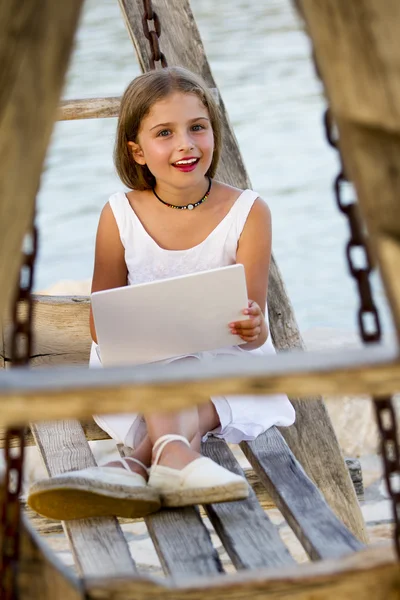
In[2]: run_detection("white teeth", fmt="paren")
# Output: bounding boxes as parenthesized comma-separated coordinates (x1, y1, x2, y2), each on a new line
(175, 158, 197, 165)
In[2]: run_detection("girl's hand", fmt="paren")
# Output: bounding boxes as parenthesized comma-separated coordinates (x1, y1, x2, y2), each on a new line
(229, 300, 267, 345)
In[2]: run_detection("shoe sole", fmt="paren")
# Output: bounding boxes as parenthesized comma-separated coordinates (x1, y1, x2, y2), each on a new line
(28, 481, 161, 520)
(160, 481, 249, 507)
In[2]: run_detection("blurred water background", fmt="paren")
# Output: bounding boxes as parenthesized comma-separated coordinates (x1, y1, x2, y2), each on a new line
(36, 0, 394, 342)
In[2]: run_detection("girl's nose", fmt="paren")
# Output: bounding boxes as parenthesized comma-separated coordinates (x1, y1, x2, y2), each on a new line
(177, 133, 194, 151)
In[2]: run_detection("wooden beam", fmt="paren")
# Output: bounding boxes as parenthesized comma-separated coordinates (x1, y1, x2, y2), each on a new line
(0, 0, 84, 320)
(202, 439, 295, 569)
(0, 345, 398, 427)
(0, 420, 110, 446)
(85, 545, 399, 600)
(241, 429, 363, 561)
(298, 0, 400, 339)
(58, 97, 121, 121)
(2, 295, 92, 367)
(56, 89, 218, 121)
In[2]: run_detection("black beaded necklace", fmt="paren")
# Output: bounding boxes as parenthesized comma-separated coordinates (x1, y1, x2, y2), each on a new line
(152, 177, 212, 210)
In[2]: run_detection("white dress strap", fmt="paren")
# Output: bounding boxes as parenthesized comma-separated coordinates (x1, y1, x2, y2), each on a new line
(108, 192, 133, 249)
(232, 189, 260, 238)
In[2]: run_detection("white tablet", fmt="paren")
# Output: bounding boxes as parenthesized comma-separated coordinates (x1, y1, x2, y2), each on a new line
(91, 264, 249, 366)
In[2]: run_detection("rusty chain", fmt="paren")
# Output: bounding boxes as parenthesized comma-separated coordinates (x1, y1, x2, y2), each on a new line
(142, 0, 168, 69)
(324, 109, 400, 558)
(1, 219, 37, 600)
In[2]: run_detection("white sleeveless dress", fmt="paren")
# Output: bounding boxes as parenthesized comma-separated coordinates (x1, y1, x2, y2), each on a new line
(90, 190, 295, 448)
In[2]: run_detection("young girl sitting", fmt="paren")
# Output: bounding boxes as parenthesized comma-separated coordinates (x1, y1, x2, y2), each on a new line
(28, 67, 295, 521)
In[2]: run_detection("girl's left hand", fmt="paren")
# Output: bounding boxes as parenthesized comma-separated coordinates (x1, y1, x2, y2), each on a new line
(229, 300, 265, 343)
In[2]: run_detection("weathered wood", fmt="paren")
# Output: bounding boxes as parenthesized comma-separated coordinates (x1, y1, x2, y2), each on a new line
(241, 428, 364, 561)
(119, 446, 223, 577)
(298, 0, 400, 339)
(2, 296, 92, 367)
(24, 456, 363, 537)
(86, 546, 399, 600)
(58, 97, 121, 121)
(57, 89, 218, 121)
(201, 438, 294, 569)
(18, 517, 84, 600)
(31, 420, 136, 577)
(146, 508, 223, 577)
(1, 471, 81, 599)
(0, 0, 84, 320)
(0, 420, 110, 446)
(0, 344, 398, 428)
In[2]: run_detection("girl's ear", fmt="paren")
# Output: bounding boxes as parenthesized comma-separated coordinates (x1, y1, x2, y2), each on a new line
(127, 141, 146, 165)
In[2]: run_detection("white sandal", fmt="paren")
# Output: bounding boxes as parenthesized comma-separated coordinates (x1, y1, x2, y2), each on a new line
(148, 434, 249, 507)
(28, 457, 161, 521)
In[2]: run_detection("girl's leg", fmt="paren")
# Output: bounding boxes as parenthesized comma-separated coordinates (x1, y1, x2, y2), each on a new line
(145, 401, 219, 469)
(105, 434, 152, 478)
(105, 400, 219, 474)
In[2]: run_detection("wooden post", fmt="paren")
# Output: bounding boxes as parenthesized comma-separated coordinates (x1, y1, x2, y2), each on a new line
(298, 0, 400, 342)
(0, 0, 84, 320)
(117, 0, 367, 541)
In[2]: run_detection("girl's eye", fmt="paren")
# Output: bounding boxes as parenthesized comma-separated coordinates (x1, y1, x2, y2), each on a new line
(157, 129, 171, 137)
(191, 124, 205, 132)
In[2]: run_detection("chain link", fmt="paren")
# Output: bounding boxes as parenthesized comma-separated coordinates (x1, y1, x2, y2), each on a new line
(1, 220, 38, 599)
(141, 0, 168, 69)
(324, 109, 400, 558)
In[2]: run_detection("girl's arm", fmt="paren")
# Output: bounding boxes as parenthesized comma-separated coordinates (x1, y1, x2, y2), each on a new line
(89, 202, 128, 343)
(233, 198, 272, 351)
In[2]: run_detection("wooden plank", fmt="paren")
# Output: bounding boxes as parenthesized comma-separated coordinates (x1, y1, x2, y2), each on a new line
(58, 97, 121, 121)
(0, 426, 368, 502)
(241, 428, 364, 560)
(24, 456, 363, 537)
(298, 0, 400, 338)
(119, 447, 223, 577)
(18, 517, 84, 600)
(2, 419, 110, 446)
(0, 345, 398, 428)
(57, 89, 218, 121)
(2, 295, 92, 367)
(0, 0, 84, 320)
(201, 438, 294, 569)
(85, 546, 399, 600)
(31, 420, 136, 577)
(146, 508, 223, 577)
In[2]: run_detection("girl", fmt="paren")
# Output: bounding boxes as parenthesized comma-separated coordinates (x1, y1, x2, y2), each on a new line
(28, 67, 295, 521)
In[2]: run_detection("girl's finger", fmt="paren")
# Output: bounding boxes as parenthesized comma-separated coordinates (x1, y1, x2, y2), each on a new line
(232, 318, 261, 330)
(243, 307, 260, 317)
(239, 326, 261, 339)
(240, 334, 259, 342)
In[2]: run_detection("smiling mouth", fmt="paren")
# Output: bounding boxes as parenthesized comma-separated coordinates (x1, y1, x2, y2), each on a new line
(172, 158, 199, 167)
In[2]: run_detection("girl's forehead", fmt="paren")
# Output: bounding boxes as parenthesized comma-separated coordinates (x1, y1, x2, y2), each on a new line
(144, 92, 209, 124)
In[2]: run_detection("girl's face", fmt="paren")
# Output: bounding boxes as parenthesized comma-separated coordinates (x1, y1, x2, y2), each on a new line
(129, 92, 214, 190)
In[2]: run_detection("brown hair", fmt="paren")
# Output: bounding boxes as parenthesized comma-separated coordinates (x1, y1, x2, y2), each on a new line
(114, 67, 222, 190)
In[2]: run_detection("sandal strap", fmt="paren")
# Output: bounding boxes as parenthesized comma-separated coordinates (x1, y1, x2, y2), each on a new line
(119, 457, 149, 473)
(152, 434, 190, 466)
